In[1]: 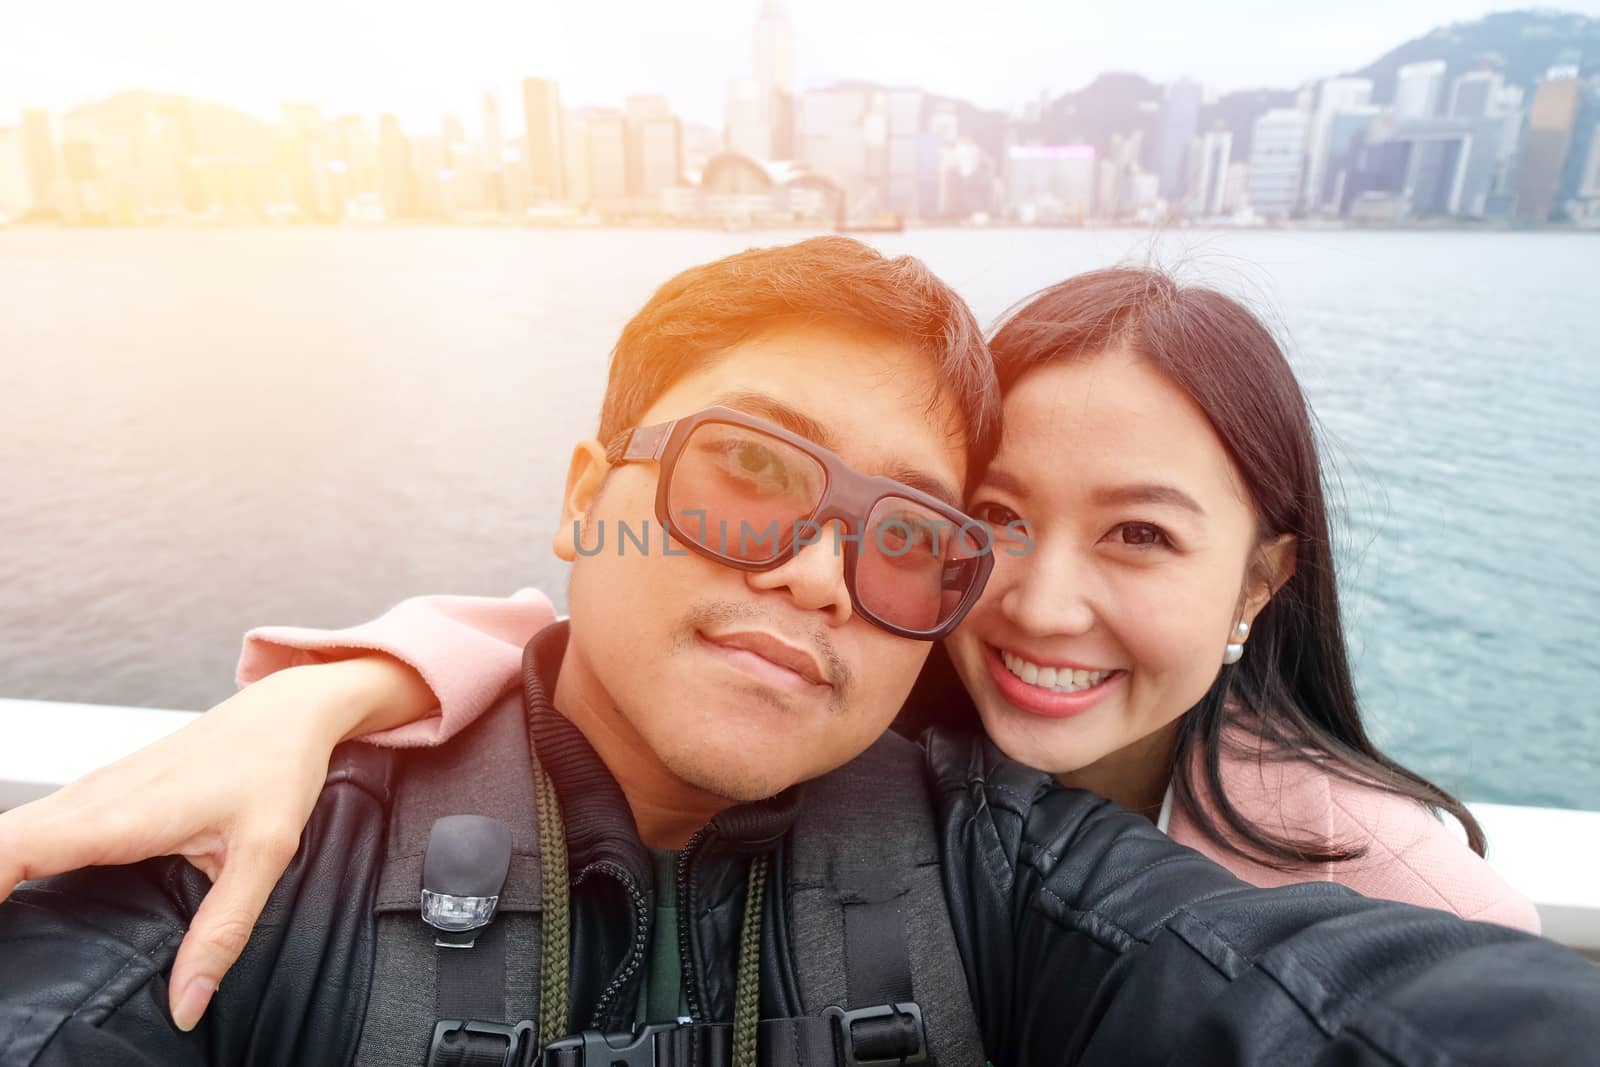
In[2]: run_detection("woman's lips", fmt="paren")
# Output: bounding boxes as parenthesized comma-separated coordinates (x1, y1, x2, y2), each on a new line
(983, 643, 1124, 719)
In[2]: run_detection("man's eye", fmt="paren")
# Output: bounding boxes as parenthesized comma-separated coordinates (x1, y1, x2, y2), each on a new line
(971, 502, 1019, 527)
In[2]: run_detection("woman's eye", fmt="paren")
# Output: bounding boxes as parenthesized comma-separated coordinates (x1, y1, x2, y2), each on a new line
(1112, 522, 1169, 548)
(971, 502, 1019, 527)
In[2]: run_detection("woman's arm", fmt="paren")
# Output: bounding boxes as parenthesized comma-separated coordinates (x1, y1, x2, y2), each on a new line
(0, 588, 555, 1030)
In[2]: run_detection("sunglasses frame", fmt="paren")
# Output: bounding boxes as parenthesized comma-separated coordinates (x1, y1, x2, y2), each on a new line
(606, 405, 994, 640)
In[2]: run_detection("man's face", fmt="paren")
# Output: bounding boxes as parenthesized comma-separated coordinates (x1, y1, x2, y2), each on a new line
(556, 324, 969, 802)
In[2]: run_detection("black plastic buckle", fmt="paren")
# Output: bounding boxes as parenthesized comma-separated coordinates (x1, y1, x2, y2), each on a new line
(540, 1021, 688, 1067)
(824, 1003, 928, 1067)
(427, 1019, 535, 1067)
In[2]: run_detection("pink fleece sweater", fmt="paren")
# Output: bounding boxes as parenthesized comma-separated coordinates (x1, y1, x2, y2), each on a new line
(237, 589, 1539, 933)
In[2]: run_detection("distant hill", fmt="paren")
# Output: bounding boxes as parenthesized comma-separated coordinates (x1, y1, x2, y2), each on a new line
(1037, 72, 1161, 154)
(67, 90, 274, 161)
(1349, 9, 1600, 103)
(815, 80, 1009, 163)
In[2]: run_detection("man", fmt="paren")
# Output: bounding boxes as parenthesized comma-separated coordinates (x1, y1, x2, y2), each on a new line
(1, 238, 1597, 1067)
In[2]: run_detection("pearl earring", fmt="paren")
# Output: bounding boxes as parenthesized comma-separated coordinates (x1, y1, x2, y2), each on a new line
(1223, 620, 1250, 665)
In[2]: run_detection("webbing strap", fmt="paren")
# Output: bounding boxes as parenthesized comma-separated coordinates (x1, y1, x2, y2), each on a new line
(842, 897, 913, 1009)
(431, 922, 524, 1067)
(542, 1013, 921, 1067)
(436, 921, 509, 1021)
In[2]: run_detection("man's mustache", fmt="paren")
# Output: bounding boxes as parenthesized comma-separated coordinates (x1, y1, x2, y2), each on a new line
(678, 601, 853, 694)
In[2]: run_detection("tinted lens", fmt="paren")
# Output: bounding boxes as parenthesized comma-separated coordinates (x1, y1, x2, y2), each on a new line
(666, 422, 827, 562)
(856, 496, 989, 634)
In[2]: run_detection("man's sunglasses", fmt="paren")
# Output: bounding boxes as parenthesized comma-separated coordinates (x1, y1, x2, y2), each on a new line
(606, 406, 994, 640)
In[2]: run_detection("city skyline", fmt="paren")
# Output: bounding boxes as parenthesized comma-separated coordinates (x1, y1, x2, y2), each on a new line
(3, 6, 1597, 229)
(9, 0, 1600, 131)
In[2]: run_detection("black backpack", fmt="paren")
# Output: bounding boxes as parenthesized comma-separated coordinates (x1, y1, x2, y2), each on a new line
(350, 683, 984, 1067)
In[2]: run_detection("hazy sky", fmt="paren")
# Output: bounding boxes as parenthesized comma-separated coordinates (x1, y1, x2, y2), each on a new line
(5, 1, 1599, 131)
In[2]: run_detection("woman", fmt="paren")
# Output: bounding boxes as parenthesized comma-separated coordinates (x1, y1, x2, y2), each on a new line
(0, 268, 1536, 1033)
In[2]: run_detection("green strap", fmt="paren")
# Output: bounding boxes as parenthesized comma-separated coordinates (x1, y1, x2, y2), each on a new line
(532, 740, 571, 1050)
(530, 707, 769, 1066)
(732, 856, 768, 1067)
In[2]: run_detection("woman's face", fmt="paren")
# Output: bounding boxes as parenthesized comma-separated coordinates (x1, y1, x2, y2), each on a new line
(946, 347, 1291, 799)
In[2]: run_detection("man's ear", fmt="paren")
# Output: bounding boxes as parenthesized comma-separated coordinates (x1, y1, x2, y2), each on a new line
(552, 438, 611, 562)
(1241, 533, 1297, 624)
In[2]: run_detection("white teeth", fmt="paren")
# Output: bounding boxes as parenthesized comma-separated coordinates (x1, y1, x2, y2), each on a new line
(999, 649, 1113, 693)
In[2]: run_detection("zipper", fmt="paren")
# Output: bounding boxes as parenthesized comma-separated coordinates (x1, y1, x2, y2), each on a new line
(675, 827, 711, 1022)
(584, 859, 653, 1028)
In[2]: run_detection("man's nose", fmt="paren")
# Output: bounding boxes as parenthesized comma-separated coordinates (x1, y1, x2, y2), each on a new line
(744, 520, 855, 626)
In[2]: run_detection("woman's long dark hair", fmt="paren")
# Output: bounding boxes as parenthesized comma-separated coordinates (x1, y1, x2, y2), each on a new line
(932, 266, 1485, 867)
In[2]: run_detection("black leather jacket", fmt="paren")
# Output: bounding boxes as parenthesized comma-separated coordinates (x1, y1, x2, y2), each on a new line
(3, 625, 1598, 1066)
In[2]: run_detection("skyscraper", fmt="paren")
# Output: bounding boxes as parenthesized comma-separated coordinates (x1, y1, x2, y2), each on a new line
(1188, 127, 1233, 217)
(378, 114, 416, 220)
(482, 92, 504, 171)
(585, 110, 629, 207)
(1449, 70, 1504, 120)
(725, 78, 769, 159)
(1157, 78, 1202, 201)
(1514, 71, 1583, 222)
(1394, 61, 1447, 119)
(0, 127, 33, 220)
(20, 111, 61, 218)
(1246, 108, 1309, 219)
(635, 115, 683, 202)
(752, 0, 795, 158)
(521, 77, 564, 201)
(1303, 78, 1372, 213)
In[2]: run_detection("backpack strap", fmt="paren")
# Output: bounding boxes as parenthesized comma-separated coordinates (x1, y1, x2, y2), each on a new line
(354, 687, 544, 1067)
(785, 732, 983, 1065)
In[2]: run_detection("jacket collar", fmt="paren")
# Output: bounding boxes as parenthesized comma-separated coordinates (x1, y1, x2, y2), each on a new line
(520, 621, 803, 883)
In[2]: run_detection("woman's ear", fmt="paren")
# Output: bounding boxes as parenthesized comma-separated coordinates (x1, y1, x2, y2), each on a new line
(552, 438, 611, 562)
(1242, 533, 1297, 624)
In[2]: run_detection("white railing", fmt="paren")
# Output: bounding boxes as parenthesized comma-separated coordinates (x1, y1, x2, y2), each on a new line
(2, 696, 1597, 955)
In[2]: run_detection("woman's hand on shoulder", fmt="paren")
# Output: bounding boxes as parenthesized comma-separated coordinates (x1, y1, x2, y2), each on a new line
(0, 655, 430, 1030)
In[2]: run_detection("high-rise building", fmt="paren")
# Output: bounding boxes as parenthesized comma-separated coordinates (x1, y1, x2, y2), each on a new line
(884, 89, 924, 216)
(1581, 125, 1600, 197)
(1188, 127, 1232, 217)
(1156, 78, 1202, 201)
(0, 127, 34, 220)
(797, 88, 870, 197)
(680, 123, 722, 172)
(411, 135, 446, 217)
(562, 114, 591, 206)
(332, 116, 377, 201)
(521, 77, 564, 201)
(378, 114, 416, 219)
(1394, 61, 1447, 119)
(1319, 106, 1381, 212)
(753, 0, 794, 96)
(1006, 144, 1095, 223)
(625, 95, 673, 198)
(1556, 75, 1600, 213)
(1246, 108, 1308, 219)
(481, 92, 505, 212)
(725, 77, 770, 160)
(1514, 72, 1583, 222)
(1303, 78, 1372, 213)
(1449, 70, 1504, 120)
(482, 92, 504, 170)
(20, 111, 61, 218)
(585, 109, 629, 207)
(752, 0, 795, 159)
(280, 103, 336, 220)
(635, 115, 683, 202)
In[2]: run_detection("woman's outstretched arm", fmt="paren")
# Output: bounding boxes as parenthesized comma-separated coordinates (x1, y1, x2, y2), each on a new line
(0, 588, 554, 1030)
